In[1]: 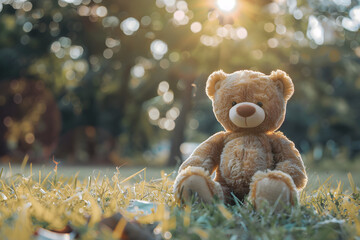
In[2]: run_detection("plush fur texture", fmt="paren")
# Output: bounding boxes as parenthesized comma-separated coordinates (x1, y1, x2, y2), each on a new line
(173, 69, 307, 210)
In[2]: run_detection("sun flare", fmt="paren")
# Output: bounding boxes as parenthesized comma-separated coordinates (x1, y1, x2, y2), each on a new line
(216, 0, 237, 12)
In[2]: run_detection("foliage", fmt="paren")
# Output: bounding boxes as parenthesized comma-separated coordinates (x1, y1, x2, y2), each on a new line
(0, 0, 360, 165)
(0, 164, 359, 239)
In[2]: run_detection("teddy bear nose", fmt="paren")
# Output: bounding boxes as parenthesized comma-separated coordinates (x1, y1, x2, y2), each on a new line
(236, 104, 256, 117)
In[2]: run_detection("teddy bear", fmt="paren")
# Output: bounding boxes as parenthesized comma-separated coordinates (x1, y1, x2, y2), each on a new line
(173, 69, 307, 211)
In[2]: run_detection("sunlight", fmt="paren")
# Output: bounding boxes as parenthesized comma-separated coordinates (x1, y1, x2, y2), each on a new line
(216, 0, 237, 12)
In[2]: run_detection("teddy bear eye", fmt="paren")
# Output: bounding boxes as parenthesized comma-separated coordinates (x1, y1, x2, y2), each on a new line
(257, 102, 263, 107)
(232, 101, 237, 106)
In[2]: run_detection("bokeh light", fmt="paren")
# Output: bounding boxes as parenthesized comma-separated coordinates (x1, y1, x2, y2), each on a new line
(190, 22, 202, 33)
(102, 16, 119, 27)
(69, 46, 84, 59)
(103, 48, 113, 59)
(131, 65, 145, 78)
(307, 15, 324, 45)
(148, 107, 160, 121)
(163, 90, 174, 103)
(96, 6, 107, 17)
(105, 38, 120, 48)
(150, 40, 168, 60)
(23, 22, 33, 33)
(236, 27, 247, 39)
(120, 17, 140, 35)
(158, 81, 169, 94)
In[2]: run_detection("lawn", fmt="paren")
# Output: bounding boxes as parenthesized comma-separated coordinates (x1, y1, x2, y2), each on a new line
(0, 162, 359, 239)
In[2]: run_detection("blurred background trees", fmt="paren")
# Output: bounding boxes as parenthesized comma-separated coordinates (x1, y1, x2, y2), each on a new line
(0, 0, 359, 168)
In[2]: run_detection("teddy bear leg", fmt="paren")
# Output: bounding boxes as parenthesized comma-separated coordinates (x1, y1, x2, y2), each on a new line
(173, 166, 224, 203)
(248, 170, 298, 212)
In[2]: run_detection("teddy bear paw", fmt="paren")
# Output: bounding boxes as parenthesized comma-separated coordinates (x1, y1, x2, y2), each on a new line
(179, 175, 213, 203)
(249, 170, 298, 212)
(173, 166, 224, 204)
(254, 177, 291, 211)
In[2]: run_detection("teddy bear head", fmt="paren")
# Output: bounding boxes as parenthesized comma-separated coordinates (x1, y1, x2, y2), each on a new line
(206, 69, 294, 133)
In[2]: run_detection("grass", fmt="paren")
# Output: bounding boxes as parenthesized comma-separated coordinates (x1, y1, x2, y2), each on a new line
(0, 162, 359, 239)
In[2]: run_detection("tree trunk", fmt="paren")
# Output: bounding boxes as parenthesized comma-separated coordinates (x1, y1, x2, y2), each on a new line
(167, 77, 194, 166)
(115, 64, 132, 135)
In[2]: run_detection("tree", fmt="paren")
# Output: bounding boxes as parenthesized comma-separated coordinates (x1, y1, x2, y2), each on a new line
(0, 0, 359, 165)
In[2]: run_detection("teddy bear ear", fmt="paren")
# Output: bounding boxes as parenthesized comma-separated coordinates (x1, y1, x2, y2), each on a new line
(206, 70, 227, 99)
(270, 70, 294, 100)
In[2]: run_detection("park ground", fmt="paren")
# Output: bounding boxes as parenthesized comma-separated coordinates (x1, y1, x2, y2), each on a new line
(1, 163, 359, 188)
(0, 163, 359, 239)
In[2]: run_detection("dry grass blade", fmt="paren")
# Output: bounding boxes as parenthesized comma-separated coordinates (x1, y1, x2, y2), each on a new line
(0, 161, 358, 239)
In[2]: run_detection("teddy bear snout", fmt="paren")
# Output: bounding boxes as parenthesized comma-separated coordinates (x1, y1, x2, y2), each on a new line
(229, 102, 265, 128)
(236, 105, 256, 117)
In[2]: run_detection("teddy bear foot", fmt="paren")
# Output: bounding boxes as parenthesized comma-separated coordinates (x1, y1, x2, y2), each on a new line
(254, 177, 291, 212)
(173, 166, 224, 204)
(179, 175, 213, 203)
(249, 170, 298, 212)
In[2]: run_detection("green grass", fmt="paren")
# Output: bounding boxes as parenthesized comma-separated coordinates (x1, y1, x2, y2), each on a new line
(1, 163, 358, 187)
(0, 163, 175, 179)
(171, 201, 351, 240)
(0, 163, 359, 239)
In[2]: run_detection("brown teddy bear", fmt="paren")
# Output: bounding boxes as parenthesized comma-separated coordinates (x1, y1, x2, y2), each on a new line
(173, 69, 307, 211)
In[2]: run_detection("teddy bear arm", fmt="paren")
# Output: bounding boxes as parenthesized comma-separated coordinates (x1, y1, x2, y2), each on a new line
(173, 132, 226, 203)
(270, 132, 308, 190)
(178, 131, 225, 174)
